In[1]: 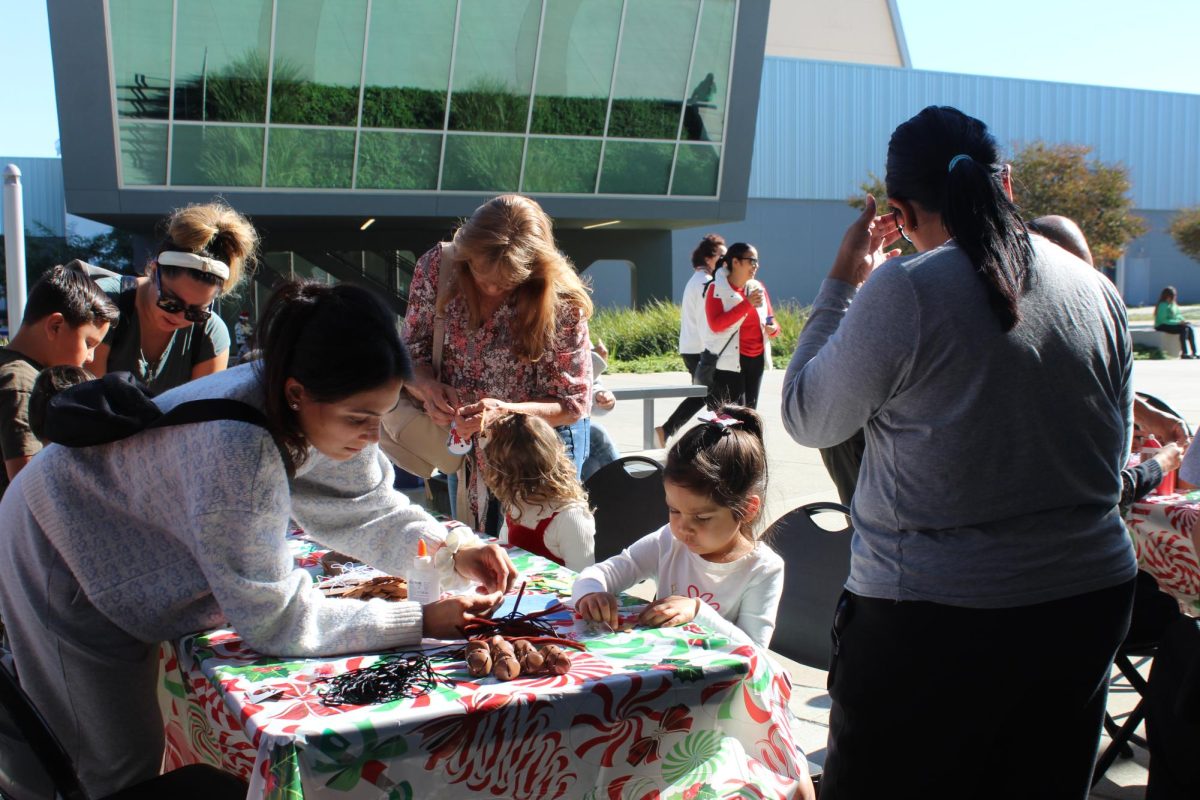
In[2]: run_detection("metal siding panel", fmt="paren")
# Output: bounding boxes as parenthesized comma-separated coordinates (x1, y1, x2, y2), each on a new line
(0, 157, 66, 237)
(750, 58, 1200, 210)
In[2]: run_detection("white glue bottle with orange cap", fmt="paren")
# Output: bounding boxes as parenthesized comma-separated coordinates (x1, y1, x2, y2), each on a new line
(408, 540, 442, 605)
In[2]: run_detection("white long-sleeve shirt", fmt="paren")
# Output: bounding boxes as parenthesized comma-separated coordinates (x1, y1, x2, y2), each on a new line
(678, 269, 712, 354)
(571, 525, 784, 648)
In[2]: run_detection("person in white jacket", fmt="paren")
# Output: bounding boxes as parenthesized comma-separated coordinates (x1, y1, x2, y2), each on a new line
(0, 280, 516, 799)
(703, 243, 780, 410)
(573, 405, 783, 649)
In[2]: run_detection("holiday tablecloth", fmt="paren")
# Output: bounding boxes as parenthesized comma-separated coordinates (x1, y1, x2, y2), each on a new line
(1125, 492, 1200, 617)
(160, 538, 805, 799)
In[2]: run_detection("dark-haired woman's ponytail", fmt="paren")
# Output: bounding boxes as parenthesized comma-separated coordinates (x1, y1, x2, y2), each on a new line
(942, 159, 1033, 332)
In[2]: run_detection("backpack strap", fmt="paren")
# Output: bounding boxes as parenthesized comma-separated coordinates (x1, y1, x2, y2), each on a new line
(147, 398, 270, 433)
(120, 275, 139, 293)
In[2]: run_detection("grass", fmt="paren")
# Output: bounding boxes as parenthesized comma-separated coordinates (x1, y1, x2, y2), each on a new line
(1127, 304, 1200, 323)
(593, 300, 810, 373)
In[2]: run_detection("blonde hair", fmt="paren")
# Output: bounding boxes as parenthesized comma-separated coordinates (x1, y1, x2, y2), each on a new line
(152, 201, 258, 296)
(481, 413, 588, 511)
(439, 194, 592, 362)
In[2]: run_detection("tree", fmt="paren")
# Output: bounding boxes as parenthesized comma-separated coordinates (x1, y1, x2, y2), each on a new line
(0, 225, 135, 289)
(1009, 141, 1145, 267)
(1169, 206, 1200, 264)
(848, 143, 1147, 267)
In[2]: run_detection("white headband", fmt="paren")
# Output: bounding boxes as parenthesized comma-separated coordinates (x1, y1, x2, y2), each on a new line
(157, 250, 230, 281)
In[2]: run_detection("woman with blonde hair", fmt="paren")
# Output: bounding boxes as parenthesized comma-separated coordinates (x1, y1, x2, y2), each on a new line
(483, 413, 595, 573)
(92, 201, 257, 393)
(404, 194, 594, 533)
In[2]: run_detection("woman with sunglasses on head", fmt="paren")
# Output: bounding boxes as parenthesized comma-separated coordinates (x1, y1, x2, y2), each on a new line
(91, 202, 252, 394)
(402, 194, 593, 533)
(0, 278, 517, 799)
(703, 242, 780, 410)
(781, 106, 1133, 799)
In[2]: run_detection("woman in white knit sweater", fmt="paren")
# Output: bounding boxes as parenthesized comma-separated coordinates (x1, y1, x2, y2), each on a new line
(0, 281, 516, 799)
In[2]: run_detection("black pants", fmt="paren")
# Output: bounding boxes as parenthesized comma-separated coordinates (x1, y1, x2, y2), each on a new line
(1156, 323, 1197, 356)
(661, 353, 708, 438)
(1146, 616, 1200, 799)
(710, 353, 767, 411)
(821, 580, 1135, 800)
(819, 429, 866, 506)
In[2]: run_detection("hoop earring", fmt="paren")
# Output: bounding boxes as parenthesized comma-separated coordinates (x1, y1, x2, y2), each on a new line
(896, 221, 915, 246)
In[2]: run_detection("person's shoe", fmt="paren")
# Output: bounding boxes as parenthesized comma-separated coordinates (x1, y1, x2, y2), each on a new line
(655, 426, 667, 449)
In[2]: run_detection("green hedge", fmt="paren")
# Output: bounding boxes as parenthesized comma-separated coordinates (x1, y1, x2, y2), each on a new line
(593, 300, 810, 373)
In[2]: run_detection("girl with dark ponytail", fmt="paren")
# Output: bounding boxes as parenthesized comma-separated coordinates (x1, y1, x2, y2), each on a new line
(781, 106, 1135, 799)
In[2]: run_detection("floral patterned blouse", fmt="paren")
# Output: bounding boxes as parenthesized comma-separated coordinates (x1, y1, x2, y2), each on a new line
(403, 244, 593, 525)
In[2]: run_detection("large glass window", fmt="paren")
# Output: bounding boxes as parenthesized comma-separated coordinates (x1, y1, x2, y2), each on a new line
(362, 0, 456, 130)
(598, 141, 674, 194)
(441, 135, 523, 191)
(522, 138, 602, 193)
(118, 122, 168, 185)
(173, 0, 273, 123)
(683, 0, 735, 142)
(266, 128, 355, 188)
(671, 143, 720, 196)
(270, 0, 368, 126)
(607, 0, 701, 139)
(170, 124, 264, 187)
(110, 0, 173, 119)
(530, 0, 621, 137)
(356, 131, 441, 190)
(448, 0, 540, 133)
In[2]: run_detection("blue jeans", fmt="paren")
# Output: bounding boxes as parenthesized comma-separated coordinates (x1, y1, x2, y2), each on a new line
(582, 421, 620, 482)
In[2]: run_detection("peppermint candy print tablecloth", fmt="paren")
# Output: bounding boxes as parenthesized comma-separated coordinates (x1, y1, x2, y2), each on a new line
(160, 541, 806, 799)
(1125, 492, 1200, 617)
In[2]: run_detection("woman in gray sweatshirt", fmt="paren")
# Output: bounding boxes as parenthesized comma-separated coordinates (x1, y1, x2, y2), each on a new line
(0, 280, 516, 799)
(782, 106, 1135, 800)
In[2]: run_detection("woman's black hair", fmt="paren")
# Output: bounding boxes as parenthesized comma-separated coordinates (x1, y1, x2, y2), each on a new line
(715, 242, 755, 273)
(691, 233, 726, 267)
(663, 404, 769, 539)
(885, 106, 1034, 332)
(255, 280, 412, 474)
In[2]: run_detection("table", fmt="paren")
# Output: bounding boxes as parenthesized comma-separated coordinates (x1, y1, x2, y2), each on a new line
(160, 536, 806, 799)
(1124, 492, 1200, 617)
(610, 385, 709, 449)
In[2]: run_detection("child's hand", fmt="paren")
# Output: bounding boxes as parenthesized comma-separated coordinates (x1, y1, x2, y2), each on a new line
(1154, 442, 1185, 474)
(576, 592, 619, 629)
(637, 596, 700, 629)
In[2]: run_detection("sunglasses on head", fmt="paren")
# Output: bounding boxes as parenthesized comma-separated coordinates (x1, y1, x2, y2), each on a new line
(154, 269, 214, 323)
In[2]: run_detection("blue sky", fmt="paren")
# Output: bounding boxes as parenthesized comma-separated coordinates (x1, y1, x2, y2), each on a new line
(1, 0, 1198, 158)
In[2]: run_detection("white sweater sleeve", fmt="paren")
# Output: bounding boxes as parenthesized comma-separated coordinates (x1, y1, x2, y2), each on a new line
(288, 445, 447, 576)
(693, 557, 784, 649)
(546, 505, 596, 573)
(572, 528, 664, 601)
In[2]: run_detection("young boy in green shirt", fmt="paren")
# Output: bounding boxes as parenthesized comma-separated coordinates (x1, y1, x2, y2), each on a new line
(0, 264, 119, 495)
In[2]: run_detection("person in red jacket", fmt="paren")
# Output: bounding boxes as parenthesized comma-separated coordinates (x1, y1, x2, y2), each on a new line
(703, 243, 780, 409)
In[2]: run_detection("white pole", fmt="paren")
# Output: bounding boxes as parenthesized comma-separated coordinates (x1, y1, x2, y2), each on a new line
(3, 164, 27, 336)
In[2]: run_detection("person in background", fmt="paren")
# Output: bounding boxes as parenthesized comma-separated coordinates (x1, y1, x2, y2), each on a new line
(402, 195, 593, 533)
(485, 413, 596, 573)
(782, 106, 1134, 799)
(0, 265, 118, 495)
(92, 201, 257, 393)
(1155, 286, 1197, 359)
(582, 338, 621, 482)
(0, 280, 516, 799)
(705, 243, 780, 409)
(657, 233, 725, 447)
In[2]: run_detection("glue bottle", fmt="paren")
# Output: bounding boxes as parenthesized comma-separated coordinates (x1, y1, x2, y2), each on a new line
(1142, 436, 1178, 496)
(408, 539, 441, 605)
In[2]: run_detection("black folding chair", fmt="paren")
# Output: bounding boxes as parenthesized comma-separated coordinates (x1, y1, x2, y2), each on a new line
(0, 659, 248, 800)
(764, 501, 852, 669)
(584, 455, 668, 561)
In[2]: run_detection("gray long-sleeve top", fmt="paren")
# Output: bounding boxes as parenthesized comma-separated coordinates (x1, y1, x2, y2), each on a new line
(782, 239, 1136, 608)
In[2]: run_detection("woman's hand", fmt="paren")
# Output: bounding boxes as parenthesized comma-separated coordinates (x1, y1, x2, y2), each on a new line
(594, 390, 616, 411)
(1153, 442, 1185, 474)
(576, 592, 620, 629)
(407, 374, 460, 426)
(764, 320, 781, 337)
(456, 397, 510, 437)
(747, 287, 765, 308)
(453, 542, 518, 593)
(829, 195, 904, 287)
(422, 592, 503, 639)
(637, 596, 700, 629)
